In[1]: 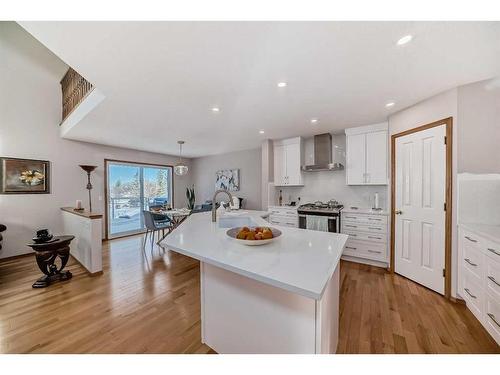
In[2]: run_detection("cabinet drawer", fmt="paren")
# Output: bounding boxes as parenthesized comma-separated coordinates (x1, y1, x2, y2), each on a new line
(486, 258, 500, 300)
(269, 214, 297, 227)
(460, 230, 482, 249)
(343, 229, 386, 243)
(268, 207, 298, 217)
(342, 213, 387, 225)
(484, 238, 500, 263)
(462, 241, 484, 281)
(462, 274, 484, 322)
(342, 222, 386, 234)
(485, 294, 500, 345)
(343, 239, 387, 261)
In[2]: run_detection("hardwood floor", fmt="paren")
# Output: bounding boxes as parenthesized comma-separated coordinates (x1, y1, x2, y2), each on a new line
(338, 261, 499, 353)
(0, 234, 498, 354)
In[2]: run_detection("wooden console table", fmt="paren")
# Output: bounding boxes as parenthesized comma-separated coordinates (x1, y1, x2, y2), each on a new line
(27, 235, 75, 288)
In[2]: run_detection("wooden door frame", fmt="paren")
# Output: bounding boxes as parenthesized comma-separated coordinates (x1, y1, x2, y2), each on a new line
(390, 117, 453, 299)
(104, 159, 175, 240)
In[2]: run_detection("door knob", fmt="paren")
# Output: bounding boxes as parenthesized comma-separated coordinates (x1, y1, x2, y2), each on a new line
(395, 210, 403, 215)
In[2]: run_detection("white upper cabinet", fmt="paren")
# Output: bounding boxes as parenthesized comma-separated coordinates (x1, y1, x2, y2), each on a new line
(273, 137, 303, 186)
(345, 123, 388, 185)
(346, 133, 366, 185)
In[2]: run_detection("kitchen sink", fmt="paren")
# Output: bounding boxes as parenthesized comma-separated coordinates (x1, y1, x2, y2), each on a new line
(218, 216, 258, 228)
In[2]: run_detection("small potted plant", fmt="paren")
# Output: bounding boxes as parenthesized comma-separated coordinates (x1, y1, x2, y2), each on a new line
(186, 185, 195, 209)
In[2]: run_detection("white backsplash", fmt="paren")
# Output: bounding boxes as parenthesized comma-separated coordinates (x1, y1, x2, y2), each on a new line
(272, 133, 388, 209)
(458, 173, 500, 225)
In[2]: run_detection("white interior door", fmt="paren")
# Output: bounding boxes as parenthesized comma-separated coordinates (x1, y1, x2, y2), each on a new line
(394, 125, 446, 294)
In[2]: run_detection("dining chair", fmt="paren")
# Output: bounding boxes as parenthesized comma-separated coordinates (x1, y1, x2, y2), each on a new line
(142, 211, 172, 250)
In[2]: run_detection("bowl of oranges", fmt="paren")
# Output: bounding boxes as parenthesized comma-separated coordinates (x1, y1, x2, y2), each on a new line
(226, 226, 282, 246)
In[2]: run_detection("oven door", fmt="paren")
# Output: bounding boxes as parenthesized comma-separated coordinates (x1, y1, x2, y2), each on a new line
(299, 213, 339, 232)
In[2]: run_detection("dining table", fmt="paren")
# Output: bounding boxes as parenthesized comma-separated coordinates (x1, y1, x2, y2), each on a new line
(154, 207, 191, 244)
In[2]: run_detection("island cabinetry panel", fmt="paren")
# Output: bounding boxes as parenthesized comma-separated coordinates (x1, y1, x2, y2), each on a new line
(273, 137, 303, 186)
(458, 225, 500, 345)
(201, 262, 339, 354)
(345, 122, 388, 185)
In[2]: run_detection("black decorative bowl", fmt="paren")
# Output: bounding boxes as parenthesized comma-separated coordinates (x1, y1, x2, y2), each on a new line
(32, 234, 54, 244)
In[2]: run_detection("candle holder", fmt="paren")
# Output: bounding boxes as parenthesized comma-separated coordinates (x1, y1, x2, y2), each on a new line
(79, 165, 97, 212)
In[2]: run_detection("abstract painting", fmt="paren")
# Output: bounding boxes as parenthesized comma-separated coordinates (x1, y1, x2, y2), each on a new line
(0, 157, 50, 194)
(215, 169, 240, 191)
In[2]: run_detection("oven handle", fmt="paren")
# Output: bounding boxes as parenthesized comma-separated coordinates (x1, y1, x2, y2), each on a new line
(299, 214, 338, 219)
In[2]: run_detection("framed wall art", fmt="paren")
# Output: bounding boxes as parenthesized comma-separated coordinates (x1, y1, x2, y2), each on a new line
(0, 157, 50, 194)
(215, 169, 240, 191)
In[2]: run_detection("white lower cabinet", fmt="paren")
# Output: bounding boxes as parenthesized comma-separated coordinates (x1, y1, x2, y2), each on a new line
(341, 210, 389, 266)
(458, 225, 500, 345)
(268, 206, 298, 228)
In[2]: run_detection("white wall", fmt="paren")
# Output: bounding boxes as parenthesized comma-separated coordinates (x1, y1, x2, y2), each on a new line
(269, 134, 388, 209)
(457, 78, 500, 173)
(0, 22, 192, 259)
(388, 88, 459, 297)
(191, 148, 262, 210)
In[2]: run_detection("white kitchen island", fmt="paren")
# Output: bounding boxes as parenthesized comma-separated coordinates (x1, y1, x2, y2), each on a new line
(161, 210, 347, 354)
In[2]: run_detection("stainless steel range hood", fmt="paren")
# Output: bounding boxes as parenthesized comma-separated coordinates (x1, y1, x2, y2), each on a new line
(301, 133, 344, 172)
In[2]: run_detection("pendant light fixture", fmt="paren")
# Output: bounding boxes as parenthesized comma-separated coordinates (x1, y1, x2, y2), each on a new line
(174, 140, 189, 176)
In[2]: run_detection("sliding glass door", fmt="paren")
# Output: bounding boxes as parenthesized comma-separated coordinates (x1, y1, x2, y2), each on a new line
(106, 160, 173, 238)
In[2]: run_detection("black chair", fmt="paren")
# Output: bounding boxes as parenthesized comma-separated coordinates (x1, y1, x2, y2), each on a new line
(142, 211, 172, 249)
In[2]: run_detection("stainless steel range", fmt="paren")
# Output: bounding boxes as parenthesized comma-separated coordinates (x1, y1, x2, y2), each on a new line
(298, 200, 343, 232)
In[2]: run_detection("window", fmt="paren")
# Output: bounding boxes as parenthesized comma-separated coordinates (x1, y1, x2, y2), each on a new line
(105, 160, 173, 238)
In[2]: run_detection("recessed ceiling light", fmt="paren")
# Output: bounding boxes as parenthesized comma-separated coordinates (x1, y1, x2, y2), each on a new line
(310, 118, 319, 124)
(211, 107, 220, 112)
(277, 82, 287, 88)
(397, 35, 413, 46)
(385, 101, 395, 108)
(259, 130, 265, 134)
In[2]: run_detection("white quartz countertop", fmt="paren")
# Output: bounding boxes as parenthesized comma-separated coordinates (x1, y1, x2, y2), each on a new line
(161, 210, 348, 300)
(342, 207, 389, 215)
(459, 223, 500, 244)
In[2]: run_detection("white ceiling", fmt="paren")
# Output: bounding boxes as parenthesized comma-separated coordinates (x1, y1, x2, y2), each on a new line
(19, 21, 500, 158)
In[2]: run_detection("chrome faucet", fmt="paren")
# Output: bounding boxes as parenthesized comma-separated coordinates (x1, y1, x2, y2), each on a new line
(211, 189, 233, 222)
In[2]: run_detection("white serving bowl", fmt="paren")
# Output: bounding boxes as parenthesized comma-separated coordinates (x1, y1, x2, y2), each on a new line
(226, 227, 282, 246)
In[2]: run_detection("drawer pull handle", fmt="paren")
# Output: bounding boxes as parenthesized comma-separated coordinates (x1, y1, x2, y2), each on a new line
(368, 227, 382, 230)
(368, 250, 382, 254)
(487, 276, 500, 287)
(345, 246, 357, 250)
(488, 248, 500, 256)
(345, 216, 356, 219)
(368, 218, 381, 221)
(349, 234, 357, 237)
(464, 258, 478, 267)
(464, 288, 477, 299)
(487, 313, 500, 328)
(345, 224, 357, 228)
(465, 236, 477, 243)
(368, 236, 382, 240)
(488, 313, 500, 327)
